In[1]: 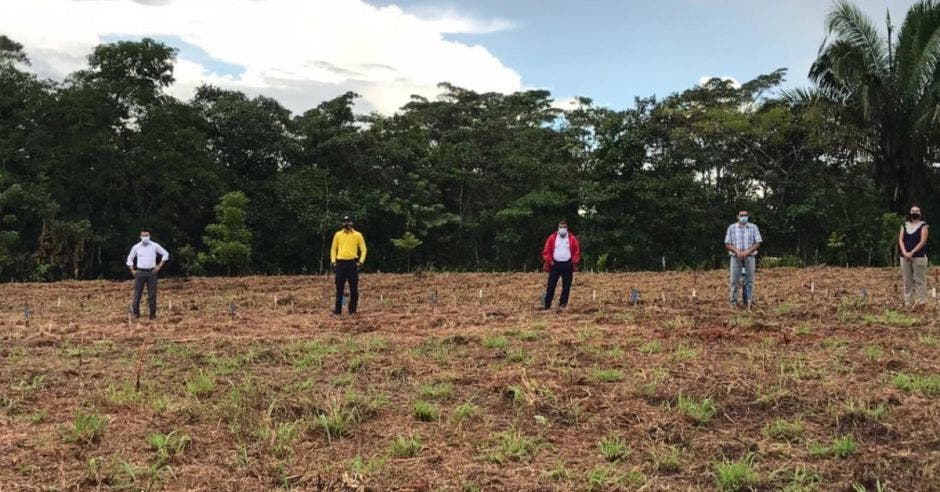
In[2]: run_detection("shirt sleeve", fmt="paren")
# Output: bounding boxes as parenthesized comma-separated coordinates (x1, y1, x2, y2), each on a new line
(358, 233, 367, 264)
(126, 245, 137, 267)
(753, 225, 763, 244)
(156, 243, 170, 262)
(724, 226, 733, 245)
(330, 232, 339, 264)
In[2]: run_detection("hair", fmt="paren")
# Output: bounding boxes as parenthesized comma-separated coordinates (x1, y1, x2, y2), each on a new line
(738, 210, 749, 216)
(140, 229, 150, 235)
(558, 219, 568, 226)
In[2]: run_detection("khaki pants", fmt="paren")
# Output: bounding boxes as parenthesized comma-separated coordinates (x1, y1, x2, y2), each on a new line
(900, 256, 928, 305)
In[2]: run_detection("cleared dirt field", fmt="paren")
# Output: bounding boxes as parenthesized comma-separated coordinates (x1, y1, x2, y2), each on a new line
(1, 268, 939, 491)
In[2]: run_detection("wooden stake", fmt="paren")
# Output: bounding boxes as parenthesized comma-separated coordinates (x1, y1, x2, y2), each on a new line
(274, 295, 278, 308)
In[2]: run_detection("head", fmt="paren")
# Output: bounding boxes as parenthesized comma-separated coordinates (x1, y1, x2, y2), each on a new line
(140, 230, 151, 245)
(557, 220, 568, 236)
(737, 210, 749, 225)
(908, 205, 924, 222)
(342, 216, 353, 230)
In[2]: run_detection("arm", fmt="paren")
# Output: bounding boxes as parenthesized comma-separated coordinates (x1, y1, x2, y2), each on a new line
(571, 235, 581, 265)
(542, 235, 554, 263)
(899, 227, 909, 258)
(330, 233, 338, 264)
(912, 226, 929, 255)
(154, 244, 170, 272)
(126, 245, 137, 274)
(724, 227, 739, 255)
(357, 233, 367, 264)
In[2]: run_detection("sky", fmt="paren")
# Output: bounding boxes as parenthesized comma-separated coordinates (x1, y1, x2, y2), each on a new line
(0, 0, 918, 114)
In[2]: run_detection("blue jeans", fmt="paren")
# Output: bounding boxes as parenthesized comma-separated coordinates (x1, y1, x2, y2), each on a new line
(729, 256, 755, 306)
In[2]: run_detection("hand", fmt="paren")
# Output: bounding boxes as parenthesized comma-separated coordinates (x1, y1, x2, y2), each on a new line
(356, 262, 362, 269)
(153, 265, 161, 274)
(130, 269, 137, 276)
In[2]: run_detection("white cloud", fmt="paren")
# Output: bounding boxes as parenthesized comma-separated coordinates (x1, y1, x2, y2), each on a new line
(1, 0, 522, 114)
(550, 97, 580, 111)
(698, 75, 742, 88)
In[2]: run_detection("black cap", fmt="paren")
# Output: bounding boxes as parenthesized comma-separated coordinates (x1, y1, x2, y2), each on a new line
(342, 215, 353, 222)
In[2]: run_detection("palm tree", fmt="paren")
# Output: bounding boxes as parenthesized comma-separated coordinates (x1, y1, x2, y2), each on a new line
(807, 0, 940, 211)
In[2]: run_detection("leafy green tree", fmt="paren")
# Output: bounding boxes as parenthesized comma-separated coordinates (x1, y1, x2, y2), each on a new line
(808, 0, 940, 211)
(202, 192, 253, 275)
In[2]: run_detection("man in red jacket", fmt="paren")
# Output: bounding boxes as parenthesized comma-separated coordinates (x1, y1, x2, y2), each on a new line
(541, 220, 581, 309)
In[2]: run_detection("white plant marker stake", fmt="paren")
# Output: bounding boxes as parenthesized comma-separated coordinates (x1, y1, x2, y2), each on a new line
(274, 295, 278, 308)
(592, 289, 596, 301)
(169, 299, 173, 311)
(57, 297, 62, 308)
(479, 289, 483, 299)
(933, 287, 937, 299)
(692, 289, 697, 299)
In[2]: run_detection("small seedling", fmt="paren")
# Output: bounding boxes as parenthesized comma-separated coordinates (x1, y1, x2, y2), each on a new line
(482, 336, 508, 349)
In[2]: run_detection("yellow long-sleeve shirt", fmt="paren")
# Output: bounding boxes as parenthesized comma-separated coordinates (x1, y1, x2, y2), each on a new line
(331, 229, 367, 264)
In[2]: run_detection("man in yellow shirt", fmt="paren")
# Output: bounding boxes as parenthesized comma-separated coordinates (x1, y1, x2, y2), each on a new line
(331, 215, 367, 315)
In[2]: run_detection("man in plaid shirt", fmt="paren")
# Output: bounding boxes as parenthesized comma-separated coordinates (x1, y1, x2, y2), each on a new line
(724, 210, 763, 308)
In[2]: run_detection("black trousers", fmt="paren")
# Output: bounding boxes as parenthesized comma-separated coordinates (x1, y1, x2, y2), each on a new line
(544, 260, 573, 308)
(334, 260, 359, 314)
(132, 269, 158, 318)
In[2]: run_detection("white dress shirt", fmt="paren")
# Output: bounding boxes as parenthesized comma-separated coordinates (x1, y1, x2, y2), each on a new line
(553, 234, 572, 262)
(126, 241, 170, 269)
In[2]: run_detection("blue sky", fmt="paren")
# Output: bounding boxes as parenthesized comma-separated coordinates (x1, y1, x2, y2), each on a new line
(376, 0, 916, 107)
(3, 0, 918, 114)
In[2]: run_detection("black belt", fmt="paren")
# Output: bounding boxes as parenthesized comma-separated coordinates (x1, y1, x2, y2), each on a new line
(137, 268, 154, 272)
(336, 259, 358, 262)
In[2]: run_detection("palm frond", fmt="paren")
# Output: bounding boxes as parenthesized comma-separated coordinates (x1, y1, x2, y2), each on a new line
(824, 0, 890, 79)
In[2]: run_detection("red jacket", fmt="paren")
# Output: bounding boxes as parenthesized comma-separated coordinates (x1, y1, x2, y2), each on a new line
(542, 232, 581, 272)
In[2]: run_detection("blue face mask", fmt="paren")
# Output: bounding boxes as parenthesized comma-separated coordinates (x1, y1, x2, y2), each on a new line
(141, 236, 151, 245)
(558, 228, 568, 236)
(738, 216, 749, 224)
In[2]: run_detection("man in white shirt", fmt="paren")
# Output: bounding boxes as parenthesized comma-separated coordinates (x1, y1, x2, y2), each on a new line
(126, 230, 170, 320)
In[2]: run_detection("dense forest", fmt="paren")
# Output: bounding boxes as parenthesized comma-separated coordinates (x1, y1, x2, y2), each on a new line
(2, 1, 940, 280)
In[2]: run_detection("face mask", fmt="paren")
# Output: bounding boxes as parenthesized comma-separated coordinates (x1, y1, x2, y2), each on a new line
(558, 227, 567, 236)
(738, 216, 749, 224)
(910, 213, 922, 221)
(343, 223, 352, 230)
(141, 236, 151, 245)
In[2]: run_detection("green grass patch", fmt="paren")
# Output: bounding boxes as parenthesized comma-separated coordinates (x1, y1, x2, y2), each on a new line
(892, 372, 940, 394)
(413, 400, 440, 422)
(389, 435, 423, 458)
(714, 455, 760, 491)
(598, 434, 631, 462)
(594, 368, 623, 383)
(674, 394, 717, 425)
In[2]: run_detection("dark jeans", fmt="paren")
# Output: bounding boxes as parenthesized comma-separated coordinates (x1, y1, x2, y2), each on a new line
(334, 260, 359, 314)
(544, 260, 573, 308)
(132, 269, 158, 318)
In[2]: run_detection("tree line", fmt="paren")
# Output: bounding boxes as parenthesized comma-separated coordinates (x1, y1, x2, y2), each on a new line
(1, 0, 939, 281)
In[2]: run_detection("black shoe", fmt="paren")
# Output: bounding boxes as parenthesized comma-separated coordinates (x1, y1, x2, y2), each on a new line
(559, 304, 567, 309)
(333, 310, 342, 315)
(149, 315, 156, 320)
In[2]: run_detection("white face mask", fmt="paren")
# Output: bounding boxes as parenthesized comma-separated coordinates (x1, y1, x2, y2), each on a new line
(558, 227, 568, 236)
(141, 236, 151, 245)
